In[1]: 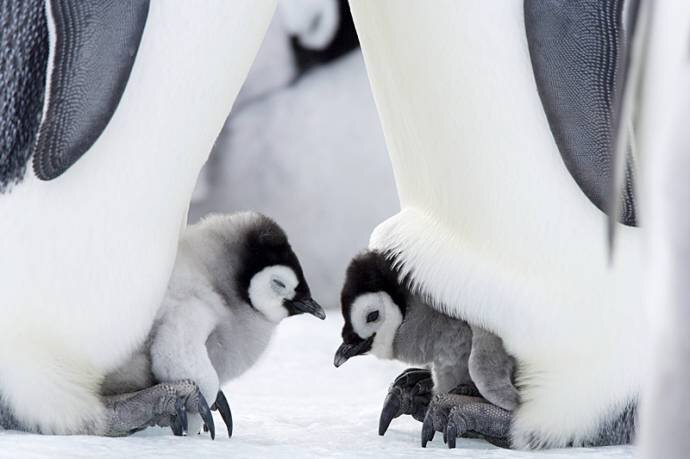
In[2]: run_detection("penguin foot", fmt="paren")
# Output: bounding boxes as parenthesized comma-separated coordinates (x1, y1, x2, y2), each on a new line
(449, 381, 482, 397)
(378, 368, 434, 436)
(208, 390, 233, 438)
(103, 379, 215, 439)
(421, 393, 511, 449)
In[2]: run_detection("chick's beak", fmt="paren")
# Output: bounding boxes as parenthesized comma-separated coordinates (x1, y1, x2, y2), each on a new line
(286, 297, 326, 320)
(333, 335, 374, 368)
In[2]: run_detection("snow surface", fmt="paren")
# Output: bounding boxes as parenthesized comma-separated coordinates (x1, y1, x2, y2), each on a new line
(1, 316, 635, 458)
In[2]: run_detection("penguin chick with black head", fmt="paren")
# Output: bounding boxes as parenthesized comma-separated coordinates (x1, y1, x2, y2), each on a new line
(102, 212, 325, 438)
(334, 250, 518, 445)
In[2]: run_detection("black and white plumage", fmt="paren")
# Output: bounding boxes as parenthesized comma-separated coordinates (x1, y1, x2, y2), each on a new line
(35, 1, 150, 180)
(0, 0, 276, 435)
(524, 0, 638, 227)
(0, 0, 47, 191)
(349, 0, 641, 449)
(334, 250, 518, 444)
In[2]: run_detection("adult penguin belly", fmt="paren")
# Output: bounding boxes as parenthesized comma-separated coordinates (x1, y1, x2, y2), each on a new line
(350, 0, 643, 448)
(0, 0, 275, 434)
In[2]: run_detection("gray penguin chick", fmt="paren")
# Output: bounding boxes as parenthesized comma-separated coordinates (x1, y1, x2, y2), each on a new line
(102, 212, 325, 437)
(333, 250, 518, 438)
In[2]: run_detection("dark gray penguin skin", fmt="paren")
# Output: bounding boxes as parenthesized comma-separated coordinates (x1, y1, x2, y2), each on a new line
(101, 212, 325, 438)
(333, 250, 518, 447)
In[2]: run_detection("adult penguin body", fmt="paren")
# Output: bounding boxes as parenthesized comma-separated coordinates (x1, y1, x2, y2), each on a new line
(350, 0, 643, 448)
(634, 2, 690, 458)
(0, 0, 275, 435)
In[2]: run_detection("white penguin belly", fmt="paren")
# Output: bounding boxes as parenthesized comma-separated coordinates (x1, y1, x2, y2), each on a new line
(0, 0, 276, 433)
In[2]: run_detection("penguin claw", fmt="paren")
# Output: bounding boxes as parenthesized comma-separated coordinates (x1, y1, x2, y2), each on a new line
(197, 394, 215, 440)
(445, 405, 471, 449)
(379, 368, 434, 436)
(446, 421, 459, 449)
(103, 379, 216, 438)
(172, 396, 188, 435)
(419, 392, 465, 448)
(378, 392, 401, 436)
(166, 384, 214, 439)
(170, 413, 184, 436)
(421, 412, 435, 447)
(212, 390, 233, 438)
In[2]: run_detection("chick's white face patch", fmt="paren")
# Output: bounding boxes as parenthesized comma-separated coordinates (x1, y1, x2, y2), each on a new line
(350, 291, 402, 359)
(249, 265, 298, 323)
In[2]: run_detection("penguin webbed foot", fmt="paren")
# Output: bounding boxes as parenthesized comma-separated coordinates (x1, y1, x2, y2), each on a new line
(103, 379, 215, 439)
(421, 393, 511, 449)
(378, 367, 434, 436)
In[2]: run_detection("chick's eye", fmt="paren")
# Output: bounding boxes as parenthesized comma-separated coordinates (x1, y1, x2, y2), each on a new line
(366, 310, 379, 323)
(272, 279, 286, 289)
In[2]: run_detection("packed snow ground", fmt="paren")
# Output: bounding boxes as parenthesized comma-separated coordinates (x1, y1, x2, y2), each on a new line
(1, 316, 634, 458)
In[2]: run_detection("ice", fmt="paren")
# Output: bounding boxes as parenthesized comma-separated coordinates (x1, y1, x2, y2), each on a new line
(0, 316, 634, 458)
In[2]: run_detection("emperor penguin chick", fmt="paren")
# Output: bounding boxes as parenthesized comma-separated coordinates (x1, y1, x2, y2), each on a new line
(333, 250, 518, 444)
(103, 212, 325, 437)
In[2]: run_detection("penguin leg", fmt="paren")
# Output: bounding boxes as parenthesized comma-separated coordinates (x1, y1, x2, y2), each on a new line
(421, 393, 511, 449)
(378, 368, 433, 436)
(102, 379, 215, 439)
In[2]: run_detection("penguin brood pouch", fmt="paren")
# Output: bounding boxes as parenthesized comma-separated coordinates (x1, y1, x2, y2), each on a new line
(334, 250, 519, 448)
(101, 212, 325, 438)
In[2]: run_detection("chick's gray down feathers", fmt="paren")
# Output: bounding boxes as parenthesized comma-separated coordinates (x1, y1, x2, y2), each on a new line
(102, 212, 324, 437)
(337, 250, 518, 407)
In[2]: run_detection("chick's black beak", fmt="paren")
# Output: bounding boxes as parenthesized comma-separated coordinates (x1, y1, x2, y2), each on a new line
(285, 297, 326, 320)
(333, 335, 374, 368)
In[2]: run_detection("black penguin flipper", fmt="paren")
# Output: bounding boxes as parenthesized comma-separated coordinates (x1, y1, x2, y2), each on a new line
(524, 0, 637, 226)
(32, 0, 150, 180)
(0, 0, 48, 192)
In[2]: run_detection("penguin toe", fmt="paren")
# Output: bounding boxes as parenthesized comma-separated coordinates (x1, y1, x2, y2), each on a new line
(379, 367, 434, 436)
(211, 390, 233, 438)
(422, 393, 512, 449)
